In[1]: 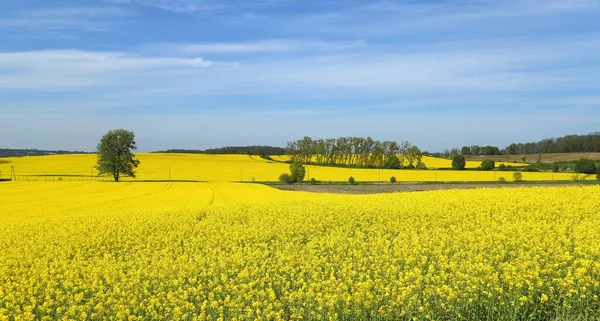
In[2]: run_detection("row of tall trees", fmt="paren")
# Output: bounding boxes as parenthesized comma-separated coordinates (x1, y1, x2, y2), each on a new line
(505, 133, 600, 154)
(459, 145, 502, 156)
(286, 136, 424, 169)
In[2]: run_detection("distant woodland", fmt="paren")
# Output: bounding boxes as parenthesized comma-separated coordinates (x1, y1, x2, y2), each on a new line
(448, 133, 600, 156)
(0, 149, 89, 158)
(156, 146, 286, 155)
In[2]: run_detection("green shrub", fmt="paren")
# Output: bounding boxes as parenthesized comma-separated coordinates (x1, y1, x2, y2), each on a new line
(498, 164, 506, 171)
(513, 172, 523, 182)
(480, 159, 495, 171)
(383, 156, 400, 169)
(574, 159, 597, 174)
(348, 176, 356, 185)
(597, 169, 600, 181)
(279, 173, 293, 184)
(390, 176, 397, 183)
(310, 178, 317, 185)
(498, 176, 506, 183)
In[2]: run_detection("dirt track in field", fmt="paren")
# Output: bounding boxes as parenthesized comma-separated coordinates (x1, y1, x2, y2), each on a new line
(272, 182, 589, 194)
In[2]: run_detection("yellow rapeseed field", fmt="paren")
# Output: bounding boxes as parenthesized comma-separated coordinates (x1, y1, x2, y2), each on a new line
(1, 182, 599, 320)
(0, 153, 578, 182)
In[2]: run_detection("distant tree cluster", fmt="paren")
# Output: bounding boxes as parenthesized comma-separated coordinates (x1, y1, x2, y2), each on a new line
(155, 146, 286, 155)
(505, 133, 600, 154)
(444, 133, 600, 157)
(458, 145, 502, 156)
(0, 149, 89, 158)
(286, 136, 424, 169)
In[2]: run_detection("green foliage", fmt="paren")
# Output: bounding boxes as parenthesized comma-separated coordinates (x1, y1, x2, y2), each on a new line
(310, 178, 317, 185)
(383, 155, 400, 169)
(348, 176, 356, 185)
(574, 159, 597, 174)
(452, 155, 466, 170)
(416, 161, 427, 170)
(461, 146, 471, 155)
(96, 129, 140, 182)
(480, 159, 496, 171)
(498, 176, 506, 183)
(279, 173, 293, 184)
(552, 164, 560, 172)
(289, 162, 306, 183)
(390, 176, 397, 183)
(513, 172, 523, 182)
(498, 164, 507, 171)
(597, 169, 600, 181)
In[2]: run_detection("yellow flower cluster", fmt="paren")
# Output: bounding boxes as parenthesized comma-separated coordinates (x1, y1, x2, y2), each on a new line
(1, 182, 599, 320)
(0, 153, 577, 182)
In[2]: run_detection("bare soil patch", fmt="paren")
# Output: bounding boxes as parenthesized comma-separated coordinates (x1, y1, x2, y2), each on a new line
(272, 182, 589, 194)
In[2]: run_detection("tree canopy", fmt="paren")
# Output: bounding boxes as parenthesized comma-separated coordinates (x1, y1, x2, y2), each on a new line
(452, 155, 466, 170)
(286, 136, 423, 169)
(96, 129, 140, 182)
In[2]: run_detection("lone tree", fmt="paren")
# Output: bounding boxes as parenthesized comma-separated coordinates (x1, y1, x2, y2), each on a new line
(452, 155, 466, 170)
(96, 129, 140, 182)
(289, 162, 306, 183)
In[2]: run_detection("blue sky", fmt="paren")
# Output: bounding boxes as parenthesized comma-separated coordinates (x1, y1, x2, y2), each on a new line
(1, 0, 599, 152)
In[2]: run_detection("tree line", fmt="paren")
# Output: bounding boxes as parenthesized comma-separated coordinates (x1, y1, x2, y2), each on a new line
(0, 149, 90, 158)
(155, 146, 286, 156)
(446, 132, 600, 156)
(286, 136, 424, 169)
(504, 133, 600, 154)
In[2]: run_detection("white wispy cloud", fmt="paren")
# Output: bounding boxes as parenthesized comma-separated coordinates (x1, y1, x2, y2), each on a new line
(1, 34, 597, 95)
(147, 39, 366, 55)
(0, 6, 133, 32)
(283, 0, 600, 38)
(0, 50, 217, 90)
(102, 0, 290, 14)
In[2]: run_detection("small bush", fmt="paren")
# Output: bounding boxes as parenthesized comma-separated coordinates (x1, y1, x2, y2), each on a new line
(310, 177, 317, 185)
(498, 176, 506, 183)
(348, 176, 356, 185)
(574, 159, 597, 174)
(498, 164, 506, 171)
(480, 159, 495, 171)
(279, 173, 293, 184)
(552, 164, 560, 173)
(416, 162, 427, 170)
(513, 172, 523, 182)
(390, 176, 397, 183)
(597, 169, 600, 181)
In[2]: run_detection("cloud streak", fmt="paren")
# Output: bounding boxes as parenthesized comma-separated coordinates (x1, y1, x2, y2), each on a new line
(0, 6, 133, 32)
